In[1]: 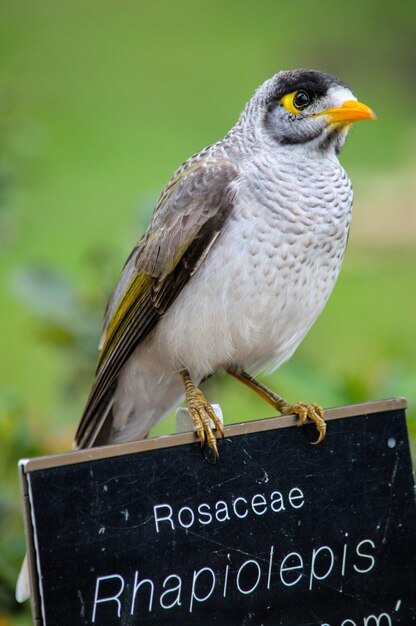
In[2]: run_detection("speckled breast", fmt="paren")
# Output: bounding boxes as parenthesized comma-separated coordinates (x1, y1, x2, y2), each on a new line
(155, 151, 352, 378)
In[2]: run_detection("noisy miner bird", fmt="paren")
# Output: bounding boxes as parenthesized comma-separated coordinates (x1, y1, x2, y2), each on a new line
(17, 68, 376, 605)
(75, 69, 376, 458)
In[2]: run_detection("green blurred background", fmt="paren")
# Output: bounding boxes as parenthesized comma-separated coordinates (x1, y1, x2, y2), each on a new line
(1, 0, 415, 622)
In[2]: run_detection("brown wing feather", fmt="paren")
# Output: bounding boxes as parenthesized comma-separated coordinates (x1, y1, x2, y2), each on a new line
(74, 158, 238, 448)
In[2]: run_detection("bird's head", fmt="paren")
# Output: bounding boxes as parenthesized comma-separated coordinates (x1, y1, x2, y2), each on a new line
(256, 69, 376, 155)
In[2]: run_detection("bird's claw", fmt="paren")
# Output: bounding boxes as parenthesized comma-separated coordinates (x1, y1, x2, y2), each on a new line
(187, 390, 224, 460)
(282, 401, 326, 444)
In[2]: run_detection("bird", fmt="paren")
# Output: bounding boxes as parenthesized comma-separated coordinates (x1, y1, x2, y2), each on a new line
(74, 69, 376, 459)
(16, 69, 376, 606)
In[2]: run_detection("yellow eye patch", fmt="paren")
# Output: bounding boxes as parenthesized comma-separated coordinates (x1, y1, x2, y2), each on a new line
(280, 90, 311, 115)
(280, 92, 300, 115)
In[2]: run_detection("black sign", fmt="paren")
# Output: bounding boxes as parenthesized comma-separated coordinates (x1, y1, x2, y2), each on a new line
(20, 398, 416, 625)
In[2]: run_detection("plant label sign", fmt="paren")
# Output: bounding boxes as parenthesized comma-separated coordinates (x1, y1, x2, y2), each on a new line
(20, 398, 416, 625)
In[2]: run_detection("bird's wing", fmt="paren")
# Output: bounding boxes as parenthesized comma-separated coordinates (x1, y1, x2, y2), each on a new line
(74, 157, 238, 448)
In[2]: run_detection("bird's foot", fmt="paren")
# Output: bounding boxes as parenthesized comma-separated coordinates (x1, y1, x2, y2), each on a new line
(226, 369, 327, 444)
(281, 402, 326, 444)
(180, 371, 224, 460)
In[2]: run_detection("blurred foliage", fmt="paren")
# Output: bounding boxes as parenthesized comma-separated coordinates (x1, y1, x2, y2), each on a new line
(0, 396, 48, 624)
(0, 0, 415, 623)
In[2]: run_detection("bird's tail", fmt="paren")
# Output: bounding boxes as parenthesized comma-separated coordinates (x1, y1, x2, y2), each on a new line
(16, 363, 186, 602)
(16, 555, 30, 603)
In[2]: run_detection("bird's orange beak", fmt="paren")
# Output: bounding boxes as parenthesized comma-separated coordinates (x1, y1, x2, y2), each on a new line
(315, 100, 377, 124)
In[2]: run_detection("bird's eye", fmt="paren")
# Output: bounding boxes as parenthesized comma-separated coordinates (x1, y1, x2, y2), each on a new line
(281, 89, 312, 114)
(293, 90, 311, 110)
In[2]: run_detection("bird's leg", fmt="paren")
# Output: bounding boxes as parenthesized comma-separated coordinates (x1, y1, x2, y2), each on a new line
(179, 369, 225, 460)
(227, 369, 326, 444)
